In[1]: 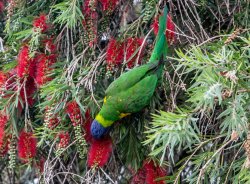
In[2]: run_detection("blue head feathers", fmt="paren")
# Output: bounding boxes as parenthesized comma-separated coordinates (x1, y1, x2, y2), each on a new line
(91, 119, 111, 139)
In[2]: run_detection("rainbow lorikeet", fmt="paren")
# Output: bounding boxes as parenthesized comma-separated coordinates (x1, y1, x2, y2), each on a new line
(91, 6, 169, 139)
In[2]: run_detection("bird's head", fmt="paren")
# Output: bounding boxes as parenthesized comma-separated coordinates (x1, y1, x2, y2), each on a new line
(91, 119, 111, 139)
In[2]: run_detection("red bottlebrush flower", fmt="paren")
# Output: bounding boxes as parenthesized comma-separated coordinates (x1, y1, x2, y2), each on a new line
(130, 168, 146, 184)
(35, 53, 48, 86)
(106, 38, 124, 66)
(152, 18, 159, 36)
(83, 109, 93, 143)
(100, 0, 118, 12)
(83, 0, 97, 15)
(66, 101, 82, 127)
(48, 117, 60, 129)
(166, 15, 175, 44)
(0, 1, 4, 12)
(106, 37, 145, 69)
(17, 46, 36, 78)
(87, 136, 113, 167)
(47, 54, 57, 65)
(131, 160, 167, 184)
(35, 53, 57, 86)
(82, 0, 98, 47)
(144, 161, 166, 184)
(0, 114, 8, 148)
(82, 0, 98, 48)
(33, 14, 48, 33)
(0, 71, 7, 88)
(20, 77, 36, 107)
(125, 37, 144, 68)
(0, 129, 4, 148)
(144, 161, 157, 184)
(18, 130, 37, 161)
(17, 45, 30, 77)
(152, 15, 175, 45)
(57, 132, 70, 149)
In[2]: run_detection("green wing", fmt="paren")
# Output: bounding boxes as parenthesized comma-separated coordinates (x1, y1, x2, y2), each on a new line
(117, 74, 158, 112)
(100, 74, 158, 121)
(105, 62, 158, 96)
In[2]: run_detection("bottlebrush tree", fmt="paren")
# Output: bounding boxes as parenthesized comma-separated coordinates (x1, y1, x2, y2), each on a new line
(0, 0, 249, 184)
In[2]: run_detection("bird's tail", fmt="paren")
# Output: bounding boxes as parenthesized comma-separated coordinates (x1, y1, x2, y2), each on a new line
(148, 5, 169, 64)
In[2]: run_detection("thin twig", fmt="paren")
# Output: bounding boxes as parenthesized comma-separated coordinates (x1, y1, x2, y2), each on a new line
(196, 140, 233, 184)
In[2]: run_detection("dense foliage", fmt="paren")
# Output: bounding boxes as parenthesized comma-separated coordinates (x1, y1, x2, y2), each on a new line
(0, 0, 249, 183)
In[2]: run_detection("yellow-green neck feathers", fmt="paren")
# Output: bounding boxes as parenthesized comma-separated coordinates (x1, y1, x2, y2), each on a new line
(95, 112, 131, 127)
(95, 114, 113, 127)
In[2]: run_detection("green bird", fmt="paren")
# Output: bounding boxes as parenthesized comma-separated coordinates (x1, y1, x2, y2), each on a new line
(91, 6, 169, 139)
